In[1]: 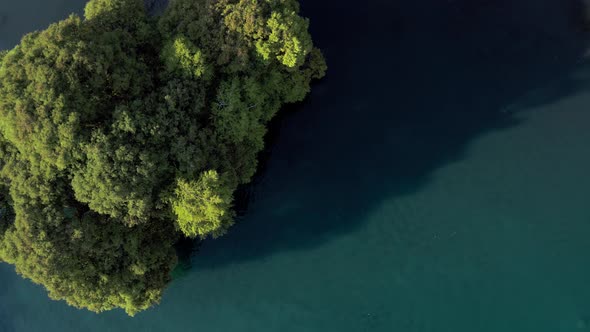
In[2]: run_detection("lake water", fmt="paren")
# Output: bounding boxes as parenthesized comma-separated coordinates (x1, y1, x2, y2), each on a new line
(2, 0, 590, 331)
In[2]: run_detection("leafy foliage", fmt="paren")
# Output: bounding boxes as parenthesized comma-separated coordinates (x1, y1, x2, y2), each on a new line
(161, 36, 210, 79)
(0, 0, 325, 315)
(172, 170, 234, 238)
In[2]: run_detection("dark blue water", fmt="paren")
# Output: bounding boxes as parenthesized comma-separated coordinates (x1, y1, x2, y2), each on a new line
(0, 0, 86, 49)
(2, 0, 590, 331)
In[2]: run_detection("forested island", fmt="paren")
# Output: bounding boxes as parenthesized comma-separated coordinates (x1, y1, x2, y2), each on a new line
(0, 0, 325, 315)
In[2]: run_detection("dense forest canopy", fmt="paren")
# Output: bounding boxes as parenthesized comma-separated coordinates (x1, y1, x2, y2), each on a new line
(0, 0, 325, 315)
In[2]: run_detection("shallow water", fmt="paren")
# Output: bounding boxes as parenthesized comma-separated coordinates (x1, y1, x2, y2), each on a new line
(2, 0, 590, 331)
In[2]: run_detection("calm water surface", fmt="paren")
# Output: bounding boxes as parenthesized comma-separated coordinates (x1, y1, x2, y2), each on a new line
(2, 0, 590, 331)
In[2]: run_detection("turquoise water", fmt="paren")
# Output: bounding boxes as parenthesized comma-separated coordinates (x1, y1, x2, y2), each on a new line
(2, 0, 590, 331)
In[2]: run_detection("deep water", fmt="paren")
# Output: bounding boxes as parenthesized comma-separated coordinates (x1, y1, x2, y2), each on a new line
(2, 0, 590, 331)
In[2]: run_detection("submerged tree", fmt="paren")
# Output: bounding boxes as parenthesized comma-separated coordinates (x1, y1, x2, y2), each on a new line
(0, 0, 325, 315)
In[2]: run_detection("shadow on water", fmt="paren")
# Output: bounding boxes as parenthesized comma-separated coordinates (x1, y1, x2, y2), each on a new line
(172, 0, 590, 272)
